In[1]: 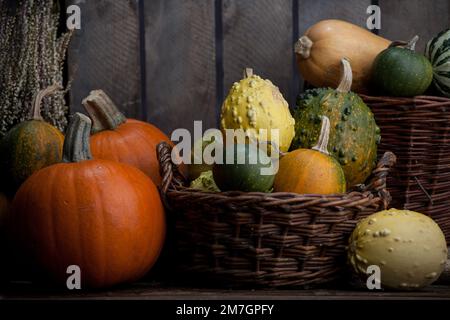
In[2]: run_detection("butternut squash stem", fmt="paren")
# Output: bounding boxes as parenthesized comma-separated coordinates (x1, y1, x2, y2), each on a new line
(312, 116, 331, 155)
(82, 90, 126, 134)
(63, 113, 93, 163)
(243, 67, 253, 78)
(336, 58, 353, 93)
(294, 35, 313, 59)
(31, 83, 62, 121)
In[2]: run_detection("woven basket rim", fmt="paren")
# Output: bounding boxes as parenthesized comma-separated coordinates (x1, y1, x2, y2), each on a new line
(360, 94, 450, 108)
(157, 142, 397, 211)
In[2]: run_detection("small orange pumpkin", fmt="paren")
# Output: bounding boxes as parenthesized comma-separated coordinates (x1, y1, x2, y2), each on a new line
(82, 90, 172, 185)
(10, 113, 166, 288)
(274, 116, 346, 194)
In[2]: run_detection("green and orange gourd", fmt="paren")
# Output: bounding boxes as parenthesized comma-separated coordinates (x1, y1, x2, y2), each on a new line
(292, 58, 380, 187)
(275, 115, 346, 195)
(0, 84, 64, 195)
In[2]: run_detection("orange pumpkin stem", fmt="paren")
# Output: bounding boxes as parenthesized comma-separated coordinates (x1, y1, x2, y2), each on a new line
(63, 113, 93, 163)
(31, 84, 62, 121)
(82, 90, 126, 134)
(336, 58, 353, 93)
(311, 115, 331, 155)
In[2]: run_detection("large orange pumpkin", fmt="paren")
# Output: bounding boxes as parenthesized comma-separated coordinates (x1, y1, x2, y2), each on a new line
(10, 113, 166, 288)
(274, 116, 346, 195)
(82, 90, 171, 185)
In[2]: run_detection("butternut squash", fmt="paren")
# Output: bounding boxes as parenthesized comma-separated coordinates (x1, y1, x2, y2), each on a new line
(295, 19, 391, 93)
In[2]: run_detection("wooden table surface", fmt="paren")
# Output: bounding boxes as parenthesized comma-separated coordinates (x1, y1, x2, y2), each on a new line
(2, 281, 450, 300)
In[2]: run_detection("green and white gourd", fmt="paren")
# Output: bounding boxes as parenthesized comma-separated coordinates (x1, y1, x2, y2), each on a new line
(425, 29, 450, 97)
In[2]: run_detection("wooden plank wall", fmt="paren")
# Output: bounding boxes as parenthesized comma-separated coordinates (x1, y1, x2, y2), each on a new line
(67, 0, 142, 118)
(144, 0, 216, 135)
(66, 0, 450, 136)
(378, 0, 450, 53)
(222, 0, 295, 107)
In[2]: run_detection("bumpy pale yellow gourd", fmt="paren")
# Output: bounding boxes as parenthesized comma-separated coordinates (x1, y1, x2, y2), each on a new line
(348, 209, 448, 290)
(220, 68, 295, 152)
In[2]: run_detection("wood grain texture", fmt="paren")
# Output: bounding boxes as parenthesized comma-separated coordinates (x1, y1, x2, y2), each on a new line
(222, 0, 295, 107)
(378, 0, 450, 52)
(297, 0, 371, 36)
(66, 0, 142, 118)
(144, 0, 216, 136)
(2, 281, 450, 300)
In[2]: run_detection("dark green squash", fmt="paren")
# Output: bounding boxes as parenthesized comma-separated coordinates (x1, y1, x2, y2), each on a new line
(0, 85, 64, 195)
(213, 143, 274, 192)
(371, 35, 433, 97)
(292, 58, 380, 187)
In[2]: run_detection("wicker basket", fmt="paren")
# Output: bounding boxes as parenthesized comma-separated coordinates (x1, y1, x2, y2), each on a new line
(361, 95, 450, 242)
(157, 142, 396, 287)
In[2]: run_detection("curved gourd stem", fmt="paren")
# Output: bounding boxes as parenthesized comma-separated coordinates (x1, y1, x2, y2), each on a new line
(336, 58, 353, 93)
(243, 67, 253, 78)
(294, 35, 313, 59)
(388, 35, 419, 51)
(312, 115, 331, 155)
(405, 35, 419, 51)
(63, 113, 93, 163)
(82, 90, 126, 134)
(31, 83, 62, 121)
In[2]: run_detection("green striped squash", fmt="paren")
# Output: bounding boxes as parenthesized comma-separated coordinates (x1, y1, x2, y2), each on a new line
(425, 29, 450, 97)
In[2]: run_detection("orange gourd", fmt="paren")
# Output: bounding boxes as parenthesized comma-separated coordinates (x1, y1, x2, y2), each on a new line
(10, 113, 165, 288)
(274, 116, 346, 194)
(295, 19, 391, 93)
(82, 90, 171, 185)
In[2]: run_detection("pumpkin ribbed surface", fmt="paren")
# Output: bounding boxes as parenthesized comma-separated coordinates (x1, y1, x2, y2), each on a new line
(90, 119, 171, 185)
(12, 160, 165, 288)
(274, 149, 346, 194)
(0, 120, 63, 193)
(82, 90, 172, 185)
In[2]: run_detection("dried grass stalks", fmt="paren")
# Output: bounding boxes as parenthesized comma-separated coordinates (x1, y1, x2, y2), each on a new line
(0, 0, 72, 137)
